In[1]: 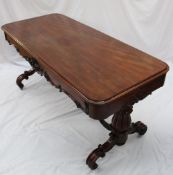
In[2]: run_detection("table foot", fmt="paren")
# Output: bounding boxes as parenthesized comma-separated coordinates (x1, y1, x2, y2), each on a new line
(129, 121, 147, 135)
(86, 105, 147, 170)
(16, 69, 36, 89)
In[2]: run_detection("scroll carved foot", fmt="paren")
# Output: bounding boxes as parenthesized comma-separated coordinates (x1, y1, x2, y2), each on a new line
(16, 69, 36, 89)
(86, 105, 147, 170)
(86, 132, 128, 170)
(129, 121, 147, 135)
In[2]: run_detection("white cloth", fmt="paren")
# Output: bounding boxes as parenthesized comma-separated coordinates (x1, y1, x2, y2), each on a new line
(0, 1, 173, 175)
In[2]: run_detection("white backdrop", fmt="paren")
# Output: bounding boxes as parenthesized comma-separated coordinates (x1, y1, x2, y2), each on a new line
(0, 1, 173, 175)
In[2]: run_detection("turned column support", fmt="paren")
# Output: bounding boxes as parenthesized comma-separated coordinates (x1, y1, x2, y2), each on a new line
(86, 105, 147, 170)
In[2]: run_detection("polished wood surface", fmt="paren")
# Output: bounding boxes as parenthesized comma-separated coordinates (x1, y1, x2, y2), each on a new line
(2, 14, 169, 170)
(1, 14, 168, 103)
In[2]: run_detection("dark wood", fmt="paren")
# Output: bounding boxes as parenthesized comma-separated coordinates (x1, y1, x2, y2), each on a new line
(87, 119, 147, 170)
(86, 88, 149, 170)
(1, 14, 169, 170)
(16, 69, 36, 89)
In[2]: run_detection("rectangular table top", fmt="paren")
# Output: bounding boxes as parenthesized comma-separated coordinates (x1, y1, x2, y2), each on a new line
(2, 14, 169, 103)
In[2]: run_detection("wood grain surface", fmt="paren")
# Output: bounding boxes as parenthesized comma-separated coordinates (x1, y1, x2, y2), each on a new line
(1, 14, 168, 103)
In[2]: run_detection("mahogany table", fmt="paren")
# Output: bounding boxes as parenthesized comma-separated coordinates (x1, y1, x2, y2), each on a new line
(1, 14, 169, 170)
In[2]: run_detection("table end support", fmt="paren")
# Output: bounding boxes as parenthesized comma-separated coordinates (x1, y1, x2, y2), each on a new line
(86, 105, 147, 170)
(16, 69, 36, 89)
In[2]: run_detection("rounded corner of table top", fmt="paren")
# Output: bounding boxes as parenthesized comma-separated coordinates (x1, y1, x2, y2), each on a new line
(1, 24, 7, 31)
(163, 62, 170, 72)
(82, 68, 168, 106)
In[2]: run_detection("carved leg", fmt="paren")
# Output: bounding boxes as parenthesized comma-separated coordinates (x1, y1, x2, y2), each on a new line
(16, 69, 36, 89)
(86, 105, 147, 170)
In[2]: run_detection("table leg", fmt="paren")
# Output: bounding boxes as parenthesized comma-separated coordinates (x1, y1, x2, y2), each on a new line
(16, 69, 36, 89)
(86, 105, 147, 170)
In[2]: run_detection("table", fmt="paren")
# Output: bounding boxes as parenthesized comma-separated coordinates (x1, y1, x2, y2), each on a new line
(1, 14, 169, 170)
